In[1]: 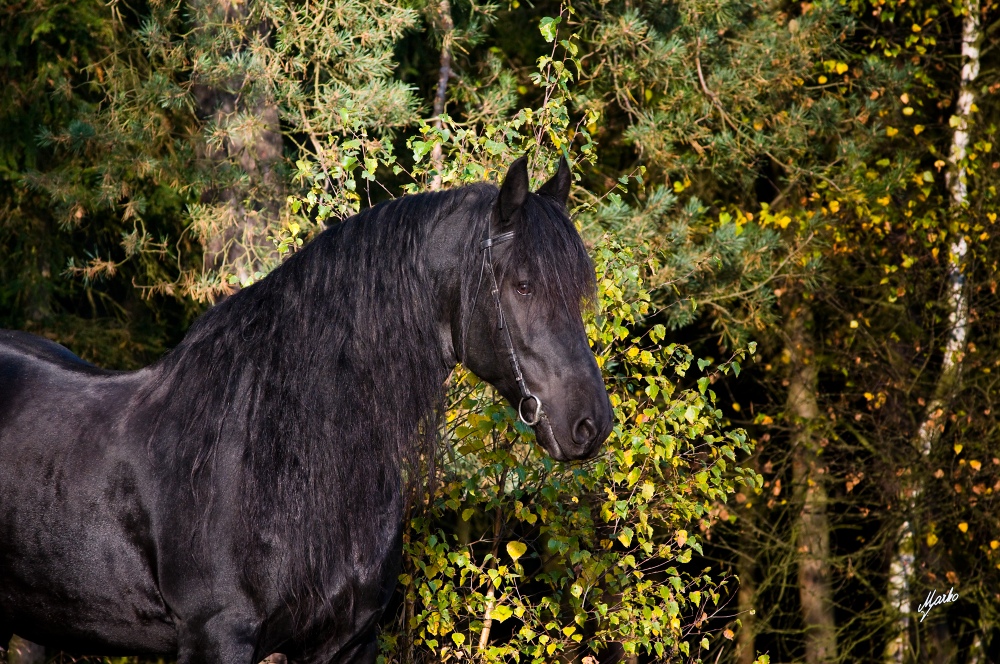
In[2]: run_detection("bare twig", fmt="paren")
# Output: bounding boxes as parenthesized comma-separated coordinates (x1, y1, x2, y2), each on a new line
(695, 38, 739, 136)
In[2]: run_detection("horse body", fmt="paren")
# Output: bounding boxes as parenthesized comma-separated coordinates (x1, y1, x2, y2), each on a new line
(0, 334, 173, 653)
(0, 160, 612, 663)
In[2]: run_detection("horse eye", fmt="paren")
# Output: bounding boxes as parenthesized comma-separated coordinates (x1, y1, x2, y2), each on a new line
(515, 280, 533, 296)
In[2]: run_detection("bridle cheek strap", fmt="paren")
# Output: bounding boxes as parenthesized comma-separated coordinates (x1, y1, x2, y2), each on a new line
(479, 230, 543, 427)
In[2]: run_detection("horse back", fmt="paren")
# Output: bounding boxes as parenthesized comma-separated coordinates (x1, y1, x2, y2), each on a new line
(0, 329, 113, 371)
(0, 330, 176, 654)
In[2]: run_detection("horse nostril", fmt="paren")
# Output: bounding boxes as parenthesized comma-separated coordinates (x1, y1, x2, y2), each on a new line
(573, 417, 598, 447)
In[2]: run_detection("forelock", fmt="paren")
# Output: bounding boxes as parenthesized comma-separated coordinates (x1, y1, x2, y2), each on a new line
(497, 192, 596, 313)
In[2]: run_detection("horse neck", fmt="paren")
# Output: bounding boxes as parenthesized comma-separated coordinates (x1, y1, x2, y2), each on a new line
(149, 190, 491, 481)
(267, 228, 455, 438)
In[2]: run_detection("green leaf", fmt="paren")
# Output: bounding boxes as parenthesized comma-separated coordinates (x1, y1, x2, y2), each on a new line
(684, 406, 696, 424)
(539, 16, 561, 42)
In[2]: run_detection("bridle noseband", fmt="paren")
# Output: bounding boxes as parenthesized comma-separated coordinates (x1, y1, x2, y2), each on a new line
(475, 228, 543, 427)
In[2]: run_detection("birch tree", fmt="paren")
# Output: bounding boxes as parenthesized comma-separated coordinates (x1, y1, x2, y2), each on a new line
(884, 1, 981, 660)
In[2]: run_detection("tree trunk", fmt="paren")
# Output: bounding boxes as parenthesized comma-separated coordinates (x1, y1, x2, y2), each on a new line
(735, 454, 760, 664)
(429, 0, 454, 191)
(787, 296, 837, 664)
(190, 0, 284, 296)
(736, 526, 758, 664)
(884, 2, 979, 661)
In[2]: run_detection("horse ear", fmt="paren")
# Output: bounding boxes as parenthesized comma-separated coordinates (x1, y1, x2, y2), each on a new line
(537, 156, 571, 206)
(498, 156, 530, 222)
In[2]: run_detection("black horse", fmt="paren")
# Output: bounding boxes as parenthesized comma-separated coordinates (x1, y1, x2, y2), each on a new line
(0, 158, 612, 663)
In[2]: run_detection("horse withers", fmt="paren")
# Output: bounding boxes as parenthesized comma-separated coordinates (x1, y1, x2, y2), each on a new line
(0, 158, 612, 663)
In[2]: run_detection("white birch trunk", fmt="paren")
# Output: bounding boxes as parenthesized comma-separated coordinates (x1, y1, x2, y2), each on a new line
(884, 2, 980, 660)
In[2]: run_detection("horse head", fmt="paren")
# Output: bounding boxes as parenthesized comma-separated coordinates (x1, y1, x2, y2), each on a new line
(458, 157, 613, 461)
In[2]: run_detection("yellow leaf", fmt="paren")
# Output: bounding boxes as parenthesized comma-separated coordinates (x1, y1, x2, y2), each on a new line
(491, 605, 513, 623)
(835, 62, 848, 75)
(818, 75, 828, 84)
(959, 522, 969, 533)
(724, 629, 735, 640)
(927, 533, 939, 546)
(850, 320, 859, 328)
(955, 444, 964, 454)
(886, 127, 899, 137)
(991, 540, 999, 550)
(914, 125, 925, 135)
(970, 460, 982, 471)
(675, 530, 688, 548)
(828, 200, 841, 213)
(506, 541, 528, 561)
(900, 93, 910, 104)
(912, 23, 921, 32)
(903, 107, 914, 116)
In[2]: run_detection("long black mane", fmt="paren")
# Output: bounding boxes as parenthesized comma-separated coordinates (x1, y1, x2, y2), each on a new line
(132, 179, 595, 658)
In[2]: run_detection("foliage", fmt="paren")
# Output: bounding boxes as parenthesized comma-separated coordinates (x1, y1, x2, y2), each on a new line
(388, 237, 758, 663)
(25, 0, 419, 301)
(0, 0, 189, 367)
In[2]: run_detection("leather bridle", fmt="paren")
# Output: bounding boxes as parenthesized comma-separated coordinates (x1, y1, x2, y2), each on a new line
(470, 227, 543, 426)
